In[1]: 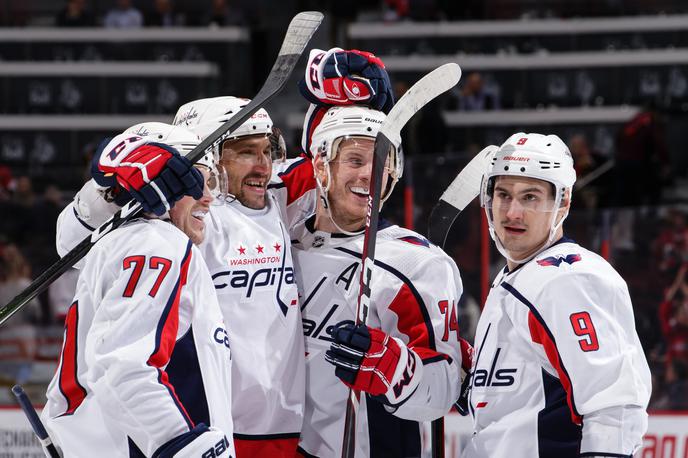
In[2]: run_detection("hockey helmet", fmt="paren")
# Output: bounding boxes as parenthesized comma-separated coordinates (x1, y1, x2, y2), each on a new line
(479, 132, 577, 263)
(309, 105, 403, 204)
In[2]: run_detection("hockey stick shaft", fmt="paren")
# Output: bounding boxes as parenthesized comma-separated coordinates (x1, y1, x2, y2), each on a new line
(0, 11, 323, 327)
(342, 63, 462, 458)
(12, 385, 60, 458)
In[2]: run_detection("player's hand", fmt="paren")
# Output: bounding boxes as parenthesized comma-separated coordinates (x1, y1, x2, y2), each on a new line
(455, 337, 474, 416)
(325, 323, 423, 405)
(299, 47, 394, 114)
(91, 133, 203, 216)
(154, 423, 232, 457)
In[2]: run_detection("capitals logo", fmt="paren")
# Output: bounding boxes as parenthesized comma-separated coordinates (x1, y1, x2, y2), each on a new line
(536, 254, 581, 267)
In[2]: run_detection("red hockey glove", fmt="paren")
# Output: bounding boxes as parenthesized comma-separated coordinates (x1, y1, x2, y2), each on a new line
(455, 337, 474, 416)
(325, 323, 423, 405)
(299, 48, 394, 114)
(91, 133, 203, 216)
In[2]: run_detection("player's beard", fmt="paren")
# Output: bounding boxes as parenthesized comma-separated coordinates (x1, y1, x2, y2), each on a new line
(232, 172, 269, 209)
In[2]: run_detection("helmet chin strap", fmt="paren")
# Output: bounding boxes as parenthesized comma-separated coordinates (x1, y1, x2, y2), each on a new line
(488, 194, 568, 266)
(315, 160, 365, 237)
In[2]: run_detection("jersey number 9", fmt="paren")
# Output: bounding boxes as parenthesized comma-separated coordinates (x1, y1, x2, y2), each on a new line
(569, 311, 599, 352)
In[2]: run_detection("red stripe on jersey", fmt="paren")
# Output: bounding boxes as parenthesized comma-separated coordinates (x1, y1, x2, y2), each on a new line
(528, 310, 582, 425)
(278, 155, 316, 205)
(234, 436, 299, 458)
(58, 301, 87, 415)
(388, 283, 448, 363)
(147, 243, 194, 426)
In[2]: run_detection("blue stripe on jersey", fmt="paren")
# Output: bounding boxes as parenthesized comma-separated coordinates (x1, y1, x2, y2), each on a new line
(165, 328, 210, 428)
(72, 207, 96, 231)
(335, 246, 437, 351)
(366, 395, 421, 457)
(128, 436, 145, 457)
(500, 281, 582, 419)
(150, 239, 194, 430)
(538, 369, 582, 457)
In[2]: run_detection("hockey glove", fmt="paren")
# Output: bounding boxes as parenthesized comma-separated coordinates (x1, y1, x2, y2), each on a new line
(455, 337, 475, 416)
(325, 323, 423, 406)
(153, 424, 233, 458)
(91, 133, 203, 216)
(299, 48, 394, 114)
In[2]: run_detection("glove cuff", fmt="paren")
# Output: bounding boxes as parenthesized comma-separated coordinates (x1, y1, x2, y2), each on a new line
(383, 340, 423, 406)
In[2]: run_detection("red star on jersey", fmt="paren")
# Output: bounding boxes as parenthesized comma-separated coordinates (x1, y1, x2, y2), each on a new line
(237, 246, 246, 255)
(273, 243, 281, 252)
(256, 245, 264, 254)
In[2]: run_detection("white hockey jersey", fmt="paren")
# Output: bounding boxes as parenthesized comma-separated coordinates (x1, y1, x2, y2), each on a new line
(198, 195, 305, 453)
(464, 237, 651, 458)
(43, 218, 234, 458)
(54, 157, 315, 457)
(290, 216, 464, 458)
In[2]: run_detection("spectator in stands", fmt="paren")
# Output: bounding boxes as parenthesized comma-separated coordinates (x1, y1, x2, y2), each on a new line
(0, 165, 14, 201)
(205, 0, 246, 27)
(653, 208, 688, 273)
(55, 0, 95, 27)
(12, 175, 35, 208)
(0, 244, 40, 384)
(104, 0, 143, 28)
(454, 72, 500, 111)
(614, 105, 670, 207)
(568, 133, 608, 209)
(658, 264, 688, 409)
(145, 0, 183, 27)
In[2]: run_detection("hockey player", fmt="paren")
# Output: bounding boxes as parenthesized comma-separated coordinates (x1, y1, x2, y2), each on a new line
(284, 47, 467, 456)
(172, 97, 306, 457)
(54, 99, 307, 458)
(42, 124, 236, 457)
(463, 133, 652, 457)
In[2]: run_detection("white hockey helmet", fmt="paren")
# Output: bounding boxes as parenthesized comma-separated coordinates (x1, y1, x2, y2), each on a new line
(480, 132, 577, 263)
(173, 96, 273, 142)
(310, 105, 403, 202)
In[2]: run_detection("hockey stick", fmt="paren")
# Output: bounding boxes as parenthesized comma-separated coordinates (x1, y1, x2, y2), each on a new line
(427, 146, 496, 249)
(0, 11, 323, 327)
(341, 63, 462, 458)
(12, 385, 60, 458)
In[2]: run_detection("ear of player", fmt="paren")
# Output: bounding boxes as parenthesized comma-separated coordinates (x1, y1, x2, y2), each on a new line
(299, 47, 394, 114)
(92, 132, 204, 216)
(325, 323, 423, 405)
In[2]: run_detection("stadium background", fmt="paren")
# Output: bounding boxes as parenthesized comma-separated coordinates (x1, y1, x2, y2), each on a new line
(0, 0, 687, 456)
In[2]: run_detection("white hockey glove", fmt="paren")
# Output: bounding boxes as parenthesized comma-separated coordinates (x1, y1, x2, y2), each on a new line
(325, 323, 423, 406)
(153, 424, 233, 458)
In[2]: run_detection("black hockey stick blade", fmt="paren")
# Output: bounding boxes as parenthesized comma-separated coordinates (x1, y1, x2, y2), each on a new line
(0, 11, 323, 327)
(427, 145, 496, 249)
(13, 385, 60, 458)
(343, 62, 462, 458)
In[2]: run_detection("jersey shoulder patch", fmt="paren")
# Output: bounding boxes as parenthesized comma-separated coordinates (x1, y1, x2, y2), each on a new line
(536, 253, 582, 267)
(397, 235, 430, 248)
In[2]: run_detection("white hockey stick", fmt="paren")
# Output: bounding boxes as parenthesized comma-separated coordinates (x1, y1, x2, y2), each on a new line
(0, 11, 323, 327)
(427, 145, 496, 249)
(342, 62, 462, 458)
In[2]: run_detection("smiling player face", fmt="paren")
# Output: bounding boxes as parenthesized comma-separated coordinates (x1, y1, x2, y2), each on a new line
(169, 167, 213, 245)
(316, 137, 390, 233)
(220, 135, 273, 210)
